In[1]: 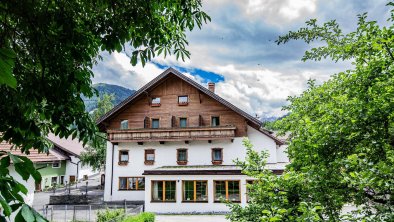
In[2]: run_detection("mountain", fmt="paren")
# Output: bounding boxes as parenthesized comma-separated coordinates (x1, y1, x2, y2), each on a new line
(82, 83, 135, 112)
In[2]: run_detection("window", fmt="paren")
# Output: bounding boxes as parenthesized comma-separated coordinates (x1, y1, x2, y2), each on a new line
(120, 120, 128, 129)
(145, 149, 155, 165)
(152, 119, 160, 128)
(52, 161, 60, 168)
(151, 181, 176, 202)
(212, 148, 223, 164)
(177, 149, 188, 165)
(51, 177, 58, 186)
(119, 177, 145, 190)
(60, 176, 65, 185)
(182, 180, 208, 202)
(151, 97, 161, 106)
(214, 180, 240, 202)
(180, 118, 187, 128)
(178, 95, 189, 105)
(119, 150, 129, 165)
(246, 180, 255, 202)
(211, 116, 220, 126)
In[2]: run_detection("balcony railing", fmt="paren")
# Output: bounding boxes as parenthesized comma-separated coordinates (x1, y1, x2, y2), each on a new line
(107, 125, 236, 142)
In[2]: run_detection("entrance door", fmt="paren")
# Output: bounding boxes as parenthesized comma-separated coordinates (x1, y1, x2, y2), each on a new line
(69, 175, 76, 183)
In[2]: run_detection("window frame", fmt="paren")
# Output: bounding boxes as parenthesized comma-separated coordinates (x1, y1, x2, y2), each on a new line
(151, 97, 161, 107)
(179, 117, 187, 128)
(52, 161, 61, 168)
(144, 149, 155, 165)
(176, 148, 188, 165)
(211, 116, 220, 126)
(178, 95, 189, 105)
(151, 118, 160, 129)
(213, 180, 241, 203)
(151, 180, 177, 202)
(120, 119, 128, 129)
(182, 180, 208, 203)
(118, 150, 129, 165)
(118, 177, 145, 191)
(211, 148, 223, 165)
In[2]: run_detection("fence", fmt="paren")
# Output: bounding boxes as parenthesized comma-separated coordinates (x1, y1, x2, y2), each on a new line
(42, 203, 143, 222)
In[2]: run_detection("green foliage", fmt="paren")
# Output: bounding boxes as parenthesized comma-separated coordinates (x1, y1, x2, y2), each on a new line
(227, 139, 323, 222)
(122, 212, 155, 222)
(268, 1, 394, 221)
(97, 209, 125, 222)
(1, 0, 209, 218)
(81, 94, 115, 171)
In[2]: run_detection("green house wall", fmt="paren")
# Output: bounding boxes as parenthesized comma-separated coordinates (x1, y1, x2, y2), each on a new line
(35, 160, 67, 189)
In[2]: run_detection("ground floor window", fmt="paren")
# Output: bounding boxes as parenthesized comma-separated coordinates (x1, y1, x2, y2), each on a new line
(151, 181, 176, 202)
(119, 177, 145, 190)
(60, 176, 65, 185)
(182, 180, 208, 202)
(214, 180, 240, 202)
(51, 176, 57, 186)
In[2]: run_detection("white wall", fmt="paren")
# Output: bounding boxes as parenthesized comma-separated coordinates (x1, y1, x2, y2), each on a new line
(104, 126, 287, 202)
(65, 156, 97, 182)
(9, 165, 35, 206)
(144, 174, 251, 213)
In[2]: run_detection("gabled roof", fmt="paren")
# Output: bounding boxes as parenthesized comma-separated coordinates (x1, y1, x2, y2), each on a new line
(0, 141, 68, 163)
(97, 68, 283, 145)
(47, 133, 84, 157)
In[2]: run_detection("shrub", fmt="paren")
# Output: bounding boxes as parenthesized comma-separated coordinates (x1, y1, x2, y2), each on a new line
(97, 208, 125, 222)
(123, 212, 155, 222)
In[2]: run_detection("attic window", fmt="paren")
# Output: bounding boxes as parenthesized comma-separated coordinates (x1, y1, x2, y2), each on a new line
(52, 161, 61, 168)
(151, 97, 161, 107)
(178, 96, 188, 105)
(120, 120, 128, 129)
(211, 116, 220, 126)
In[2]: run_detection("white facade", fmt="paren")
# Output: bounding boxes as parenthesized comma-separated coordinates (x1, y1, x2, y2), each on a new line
(65, 156, 98, 183)
(104, 126, 288, 213)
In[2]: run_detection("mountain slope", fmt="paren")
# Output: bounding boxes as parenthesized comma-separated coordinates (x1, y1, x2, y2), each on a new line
(83, 83, 135, 112)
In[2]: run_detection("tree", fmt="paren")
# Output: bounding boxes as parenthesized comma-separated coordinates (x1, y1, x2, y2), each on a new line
(229, 2, 394, 221)
(0, 1, 209, 220)
(81, 94, 115, 171)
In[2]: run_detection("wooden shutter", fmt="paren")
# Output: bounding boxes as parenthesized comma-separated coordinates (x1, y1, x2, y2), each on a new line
(199, 115, 203, 127)
(171, 116, 176, 127)
(144, 117, 150, 128)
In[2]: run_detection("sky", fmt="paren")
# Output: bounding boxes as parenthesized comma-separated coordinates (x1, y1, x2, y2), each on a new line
(92, 0, 391, 118)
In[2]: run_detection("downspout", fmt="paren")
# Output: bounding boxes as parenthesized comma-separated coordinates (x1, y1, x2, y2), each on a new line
(69, 159, 82, 188)
(110, 143, 115, 196)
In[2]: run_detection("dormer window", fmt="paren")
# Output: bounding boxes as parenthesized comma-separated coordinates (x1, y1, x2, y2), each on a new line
(120, 120, 128, 129)
(178, 96, 188, 105)
(151, 97, 161, 107)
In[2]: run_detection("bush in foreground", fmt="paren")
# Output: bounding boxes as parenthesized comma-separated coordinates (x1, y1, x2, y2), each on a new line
(123, 212, 155, 222)
(96, 209, 125, 222)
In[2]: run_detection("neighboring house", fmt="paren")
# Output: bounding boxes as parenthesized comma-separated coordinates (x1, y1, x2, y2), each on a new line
(47, 133, 97, 186)
(97, 68, 289, 213)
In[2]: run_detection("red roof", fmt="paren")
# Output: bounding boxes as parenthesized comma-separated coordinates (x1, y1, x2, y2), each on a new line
(0, 141, 68, 163)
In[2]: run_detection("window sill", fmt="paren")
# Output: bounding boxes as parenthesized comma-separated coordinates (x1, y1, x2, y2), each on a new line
(118, 162, 129, 166)
(214, 200, 241, 203)
(178, 102, 189, 106)
(144, 161, 155, 165)
(182, 201, 209, 203)
(212, 160, 223, 165)
(150, 200, 176, 203)
(177, 161, 188, 165)
(118, 189, 145, 191)
(151, 103, 161, 107)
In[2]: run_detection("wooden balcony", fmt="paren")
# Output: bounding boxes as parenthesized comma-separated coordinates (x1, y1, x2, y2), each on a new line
(107, 126, 236, 142)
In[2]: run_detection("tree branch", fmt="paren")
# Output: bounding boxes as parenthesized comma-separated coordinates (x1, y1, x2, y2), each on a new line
(383, 42, 394, 61)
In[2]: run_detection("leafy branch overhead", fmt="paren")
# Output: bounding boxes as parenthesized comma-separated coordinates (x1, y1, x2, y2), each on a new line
(0, 0, 209, 219)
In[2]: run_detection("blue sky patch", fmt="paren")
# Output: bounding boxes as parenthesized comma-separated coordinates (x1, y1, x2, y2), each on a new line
(153, 62, 224, 83)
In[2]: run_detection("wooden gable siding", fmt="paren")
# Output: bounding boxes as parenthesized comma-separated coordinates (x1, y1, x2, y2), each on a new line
(106, 75, 248, 137)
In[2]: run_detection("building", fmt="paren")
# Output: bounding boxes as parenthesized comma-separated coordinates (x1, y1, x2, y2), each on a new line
(98, 68, 288, 213)
(0, 134, 97, 192)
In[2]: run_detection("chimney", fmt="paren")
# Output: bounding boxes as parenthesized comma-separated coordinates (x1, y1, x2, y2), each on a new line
(208, 82, 215, 93)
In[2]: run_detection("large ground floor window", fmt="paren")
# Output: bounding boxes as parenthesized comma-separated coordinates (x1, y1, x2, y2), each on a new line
(151, 181, 176, 202)
(214, 180, 240, 202)
(119, 177, 145, 190)
(182, 180, 208, 202)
